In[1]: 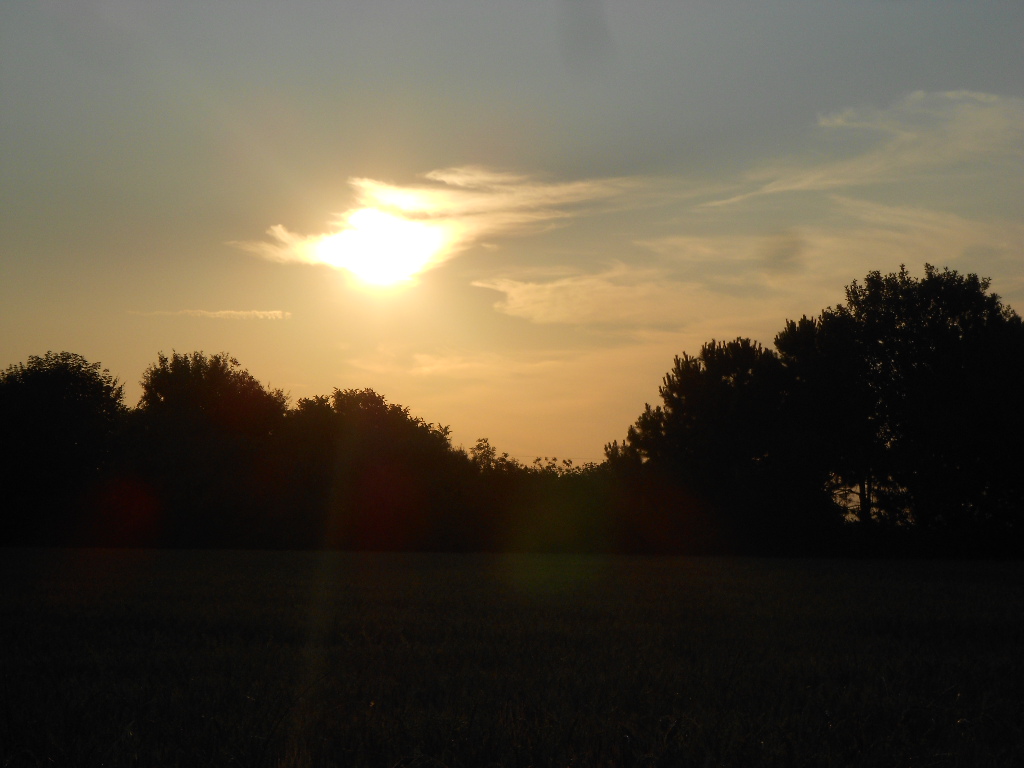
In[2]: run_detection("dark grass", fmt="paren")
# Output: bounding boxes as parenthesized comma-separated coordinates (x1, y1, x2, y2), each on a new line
(1, 550, 1021, 767)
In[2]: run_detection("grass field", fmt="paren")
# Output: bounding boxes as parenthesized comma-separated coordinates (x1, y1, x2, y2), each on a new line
(1, 550, 1021, 767)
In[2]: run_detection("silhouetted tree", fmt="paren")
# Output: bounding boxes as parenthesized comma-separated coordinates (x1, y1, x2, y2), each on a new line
(139, 351, 287, 437)
(775, 312, 883, 524)
(609, 264, 1023, 554)
(614, 338, 783, 475)
(606, 338, 836, 552)
(780, 265, 1024, 543)
(266, 395, 341, 547)
(0, 351, 125, 543)
(128, 351, 288, 546)
(8, 263, 1012, 555)
(469, 437, 521, 474)
(320, 388, 478, 550)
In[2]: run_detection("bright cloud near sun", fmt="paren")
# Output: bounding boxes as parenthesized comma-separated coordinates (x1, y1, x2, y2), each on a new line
(233, 166, 630, 286)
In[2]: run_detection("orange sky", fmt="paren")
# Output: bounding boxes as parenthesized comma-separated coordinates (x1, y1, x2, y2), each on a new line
(2, 1, 1023, 462)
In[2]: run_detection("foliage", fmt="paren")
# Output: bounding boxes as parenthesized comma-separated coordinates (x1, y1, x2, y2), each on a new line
(3, 263, 1021, 555)
(607, 338, 840, 552)
(777, 264, 1024, 534)
(0, 351, 126, 543)
(318, 388, 475, 551)
(775, 311, 880, 522)
(122, 351, 290, 546)
(613, 338, 784, 475)
(610, 264, 1024, 553)
(469, 436, 521, 473)
(138, 350, 287, 435)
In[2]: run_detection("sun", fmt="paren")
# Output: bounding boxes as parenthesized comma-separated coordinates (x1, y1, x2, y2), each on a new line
(314, 208, 448, 286)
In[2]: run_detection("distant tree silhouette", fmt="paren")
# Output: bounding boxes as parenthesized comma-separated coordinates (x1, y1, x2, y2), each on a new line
(469, 437, 516, 473)
(0, 352, 125, 544)
(460, 438, 614, 552)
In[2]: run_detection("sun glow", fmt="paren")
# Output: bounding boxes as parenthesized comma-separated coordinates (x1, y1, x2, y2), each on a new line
(315, 208, 448, 286)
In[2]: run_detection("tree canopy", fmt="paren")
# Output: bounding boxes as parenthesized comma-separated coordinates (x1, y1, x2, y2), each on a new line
(2, 264, 1021, 555)
(0, 352, 125, 543)
(610, 264, 1024, 553)
(138, 351, 287, 435)
(780, 264, 1024, 531)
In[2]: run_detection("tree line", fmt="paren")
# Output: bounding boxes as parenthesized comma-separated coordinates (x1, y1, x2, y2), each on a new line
(2, 264, 1021, 555)
(0, 350, 609, 551)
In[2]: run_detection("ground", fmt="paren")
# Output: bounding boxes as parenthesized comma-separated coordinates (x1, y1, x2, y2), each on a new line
(1, 550, 1021, 767)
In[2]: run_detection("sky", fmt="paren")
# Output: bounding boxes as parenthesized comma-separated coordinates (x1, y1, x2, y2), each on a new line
(2, 0, 1023, 463)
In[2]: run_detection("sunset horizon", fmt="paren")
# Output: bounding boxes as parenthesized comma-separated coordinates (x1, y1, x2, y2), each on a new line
(4, 1, 1022, 462)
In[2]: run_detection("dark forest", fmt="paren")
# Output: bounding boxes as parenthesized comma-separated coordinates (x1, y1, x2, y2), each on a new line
(3, 265, 1022, 556)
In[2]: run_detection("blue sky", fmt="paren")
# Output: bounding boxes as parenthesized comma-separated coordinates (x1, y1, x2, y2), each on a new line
(2, 0, 1022, 461)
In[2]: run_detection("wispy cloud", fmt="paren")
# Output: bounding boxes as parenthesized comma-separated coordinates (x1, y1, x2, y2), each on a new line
(232, 166, 633, 282)
(473, 263, 692, 327)
(645, 196, 1023, 280)
(472, 259, 812, 345)
(636, 196, 1024, 311)
(346, 344, 565, 381)
(705, 91, 1024, 207)
(129, 309, 292, 320)
(410, 351, 545, 379)
(473, 91, 1024, 332)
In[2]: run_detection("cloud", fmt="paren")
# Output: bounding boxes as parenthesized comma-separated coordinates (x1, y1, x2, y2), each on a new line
(224, 92, 1022, 333)
(410, 351, 545, 379)
(705, 91, 1024, 207)
(478, 189, 1022, 334)
(129, 309, 292, 320)
(472, 228, 814, 328)
(638, 232, 809, 284)
(472, 260, 787, 331)
(232, 166, 633, 281)
(639, 195, 1024, 305)
(808, 196, 1024, 284)
(458, 91, 1023, 338)
(759, 229, 805, 274)
(473, 263, 692, 327)
(347, 344, 565, 382)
